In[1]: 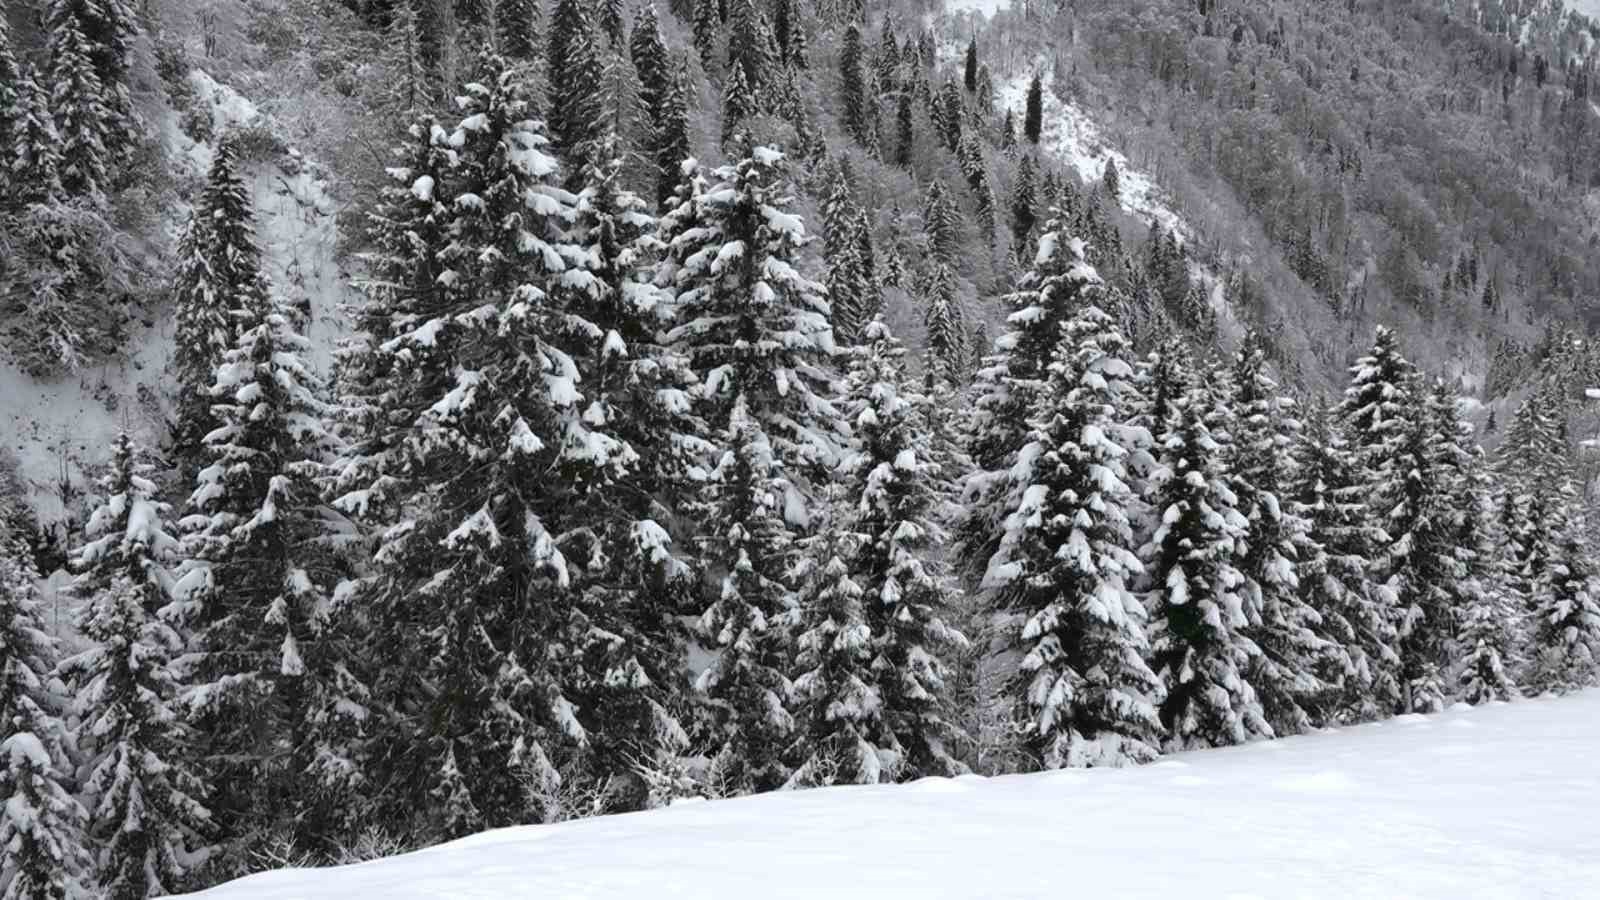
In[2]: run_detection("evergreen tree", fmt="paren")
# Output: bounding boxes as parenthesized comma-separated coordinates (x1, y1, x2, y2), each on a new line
(959, 223, 1100, 577)
(9, 66, 66, 208)
(0, 15, 19, 157)
(937, 79, 963, 152)
(726, 0, 772, 103)
(44, 0, 140, 164)
(649, 58, 695, 210)
(788, 537, 883, 787)
(1143, 374, 1272, 749)
(874, 21, 899, 93)
(498, 0, 542, 61)
(1102, 158, 1122, 203)
(600, 0, 626, 46)
(924, 263, 966, 384)
(0, 529, 89, 900)
(1011, 155, 1038, 257)
(1024, 73, 1043, 144)
(170, 137, 272, 476)
(48, 9, 113, 204)
(663, 142, 842, 477)
(692, 0, 720, 72)
(1292, 404, 1400, 720)
(63, 435, 213, 898)
(693, 400, 800, 794)
(332, 54, 603, 840)
(983, 298, 1164, 768)
(386, 0, 433, 113)
(840, 25, 871, 148)
(895, 92, 915, 168)
(853, 208, 880, 320)
(963, 37, 979, 92)
(922, 180, 961, 267)
(842, 321, 966, 778)
(721, 61, 757, 148)
(1227, 341, 1332, 734)
(548, 0, 606, 158)
(174, 296, 368, 852)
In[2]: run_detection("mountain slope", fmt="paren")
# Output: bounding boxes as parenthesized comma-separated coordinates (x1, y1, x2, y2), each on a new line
(178, 690, 1600, 899)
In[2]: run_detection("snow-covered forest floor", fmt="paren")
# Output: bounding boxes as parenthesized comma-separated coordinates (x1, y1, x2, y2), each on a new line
(179, 690, 1600, 900)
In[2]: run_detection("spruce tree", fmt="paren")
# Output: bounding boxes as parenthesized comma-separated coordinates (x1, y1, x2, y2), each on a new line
(1103, 158, 1122, 202)
(1292, 403, 1400, 720)
(0, 15, 19, 157)
(895, 92, 915, 168)
(175, 295, 368, 852)
(1143, 375, 1272, 749)
(0, 529, 89, 900)
(983, 298, 1164, 768)
(548, 0, 606, 158)
(63, 434, 213, 898)
(853, 208, 880, 321)
(843, 321, 966, 778)
(840, 25, 871, 148)
(959, 223, 1100, 577)
(1011, 154, 1038, 257)
(599, 0, 626, 45)
(171, 137, 272, 476)
(692, 0, 720, 72)
(963, 37, 978, 92)
(650, 58, 695, 210)
(693, 400, 800, 794)
(386, 0, 433, 113)
(45, 0, 140, 164)
(9, 66, 66, 208)
(48, 9, 113, 204)
(924, 263, 966, 384)
(721, 62, 757, 148)
(333, 54, 604, 840)
(493, 0, 540, 60)
(788, 537, 883, 787)
(1024, 73, 1043, 144)
(923, 179, 961, 268)
(726, 0, 771, 103)
(937, 79, 963, 152)
(663, 142, 842, 476)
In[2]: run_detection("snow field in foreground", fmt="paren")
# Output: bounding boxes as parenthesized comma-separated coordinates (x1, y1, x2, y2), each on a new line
(181, 690, 1600, 899)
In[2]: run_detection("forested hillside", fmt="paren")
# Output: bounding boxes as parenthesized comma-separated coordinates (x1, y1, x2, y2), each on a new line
(1, 0, 1599, 897)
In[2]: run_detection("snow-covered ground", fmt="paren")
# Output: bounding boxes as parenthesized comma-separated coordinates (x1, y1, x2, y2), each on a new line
(947, 0, 1010, 16)
(180, 691, 1600, 899)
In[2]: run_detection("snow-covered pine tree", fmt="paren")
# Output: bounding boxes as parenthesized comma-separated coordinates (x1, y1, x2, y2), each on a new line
(924, 262, 967, 384)
(663, 141, 841, 482)
(333, 53, 607, 840)
(788, 533, 883, 787)
(1226, 339, 1332, 734)
(958, 225, 1100, 578)
(44, 0, 140, 165)
(47, 8, 113, 205)
(1011, 154, 1038, 257)
(1024, 72, 1042, 144)
(600, 0, 626, 46)
(1143, 370, 1272, 749)
(726, 0, 771, 104)
(62, 434, 214, 898)
(822, 174, 869, 345)
(557, 140, 703, 811)
(694, 399, 800, 795)
(1291, 403, 1400, 721)
(0, 528, 89, 900)
(840, 24, 871, 148)
(982, 297, 1164, 768)
(852, 208, 880, 321)
(497, 0, 541, 61)
(547, 0, 606, 160)
(174, 293, 369, 853)
(1527, 510, 1600, 693)
(8, 65, 66, 208)
(171, 136, 272, 475)
(385, 0, 432, 113)
(842, 320, 967, 779)
(923, 179, 961, 268)
(692, 0, 720, 72)
(721, 61, 757, 148)
(0, 15, 19, 158)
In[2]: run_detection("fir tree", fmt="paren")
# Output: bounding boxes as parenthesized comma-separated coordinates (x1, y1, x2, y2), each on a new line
(1011, 155, 1038, 258)
(1143, 375, 1272, 749)
(0, 15, 19, 157)
(548, 0, 606, 158)
(649, 58, 695, 210)
(48, 9, 113, 204)
(498, 0, 542, 61)
(1024, 73, 1043, 144)
(1227, 341, 1332, 734)
(9, 66, 66, 208)
(788, 537, 883, 787)
(938, 79, 964, 152)
(0, 529, 89, 900)
(174, 296, 367, 852)
(170, 137, 272, 476)
(963, 37, 978, 92)
(721, 61, 758, 148)
(63, 434, 213, 898)
(983, 298, 1164, 768)
(853, 209, 880, 319)
(692, 0, 720, 72)
(663, 142, 842, 476)
(693, 400, 800, 794)
(923, 180, 961, 268)
(1102, 158, 1122, 203)
(386, 0, 433, 113)
(840, 25, 871, 148)
(600, 0, 626, 46)
(924, 263, 966, 385)
(843, 321, 967, 778)
(874, 21, 899, 93)
(44, 0, 140, 164)
(726, 0, 772, 103)
(332, 54, 604, 840)
(895, 92, 915, 168)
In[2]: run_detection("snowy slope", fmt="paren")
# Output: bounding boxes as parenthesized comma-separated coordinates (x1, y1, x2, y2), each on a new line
(179, 692, 1600, 899)
(947, 0, 1011, 16)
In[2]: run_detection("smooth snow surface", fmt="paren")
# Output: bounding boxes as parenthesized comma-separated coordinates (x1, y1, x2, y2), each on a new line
(947, 0, 1010, 15)
(180, 692, 1600, 899)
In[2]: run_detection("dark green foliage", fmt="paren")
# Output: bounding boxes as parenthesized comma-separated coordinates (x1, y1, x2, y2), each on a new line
(1024, 72, 1042, 144)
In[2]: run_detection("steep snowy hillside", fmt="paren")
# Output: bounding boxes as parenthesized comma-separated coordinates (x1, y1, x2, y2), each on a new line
(178, 691, 1600, 900)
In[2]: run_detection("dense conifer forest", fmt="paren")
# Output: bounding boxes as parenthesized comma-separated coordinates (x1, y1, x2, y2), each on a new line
(1, 0, 1600, 895)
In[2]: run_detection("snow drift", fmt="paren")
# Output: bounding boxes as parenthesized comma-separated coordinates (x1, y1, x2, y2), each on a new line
(179, 691, 1600, 899)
